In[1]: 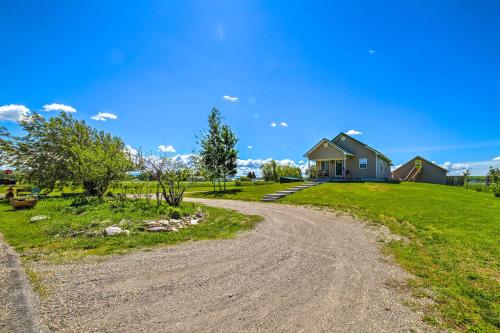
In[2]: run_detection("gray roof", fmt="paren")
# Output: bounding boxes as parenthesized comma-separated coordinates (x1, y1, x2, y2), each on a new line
(332, 132, 392, 163)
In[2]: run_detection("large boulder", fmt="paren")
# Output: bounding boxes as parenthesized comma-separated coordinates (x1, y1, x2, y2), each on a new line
(104, 226, 128, 236)
(30, 215, 49, 223)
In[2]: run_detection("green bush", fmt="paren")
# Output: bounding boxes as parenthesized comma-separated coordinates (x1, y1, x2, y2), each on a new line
(475, 187, 483, 192)
(493, 187, 500, 197)
(70, 196, 90, 207)
(169, 208, 182, 219)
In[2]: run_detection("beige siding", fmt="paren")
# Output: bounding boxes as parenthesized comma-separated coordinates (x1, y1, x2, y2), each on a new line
(392, 157, 447, 184)
(308, 143, 345, 160)
(316, 160, 335, 178)
(334, 135, 377, 179)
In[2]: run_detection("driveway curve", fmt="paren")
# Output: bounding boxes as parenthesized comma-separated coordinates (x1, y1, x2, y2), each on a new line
(33, 199, 428, 332)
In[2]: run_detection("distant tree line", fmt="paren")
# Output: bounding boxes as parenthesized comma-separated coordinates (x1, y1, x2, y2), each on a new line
(260, 160, 302, 182)
(0, 106, 241, 204)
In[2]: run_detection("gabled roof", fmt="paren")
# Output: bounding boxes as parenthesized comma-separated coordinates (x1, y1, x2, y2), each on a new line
(332, 132, 392, 163)
(303, 138, 354, 158)
(392, 155, 448, 173)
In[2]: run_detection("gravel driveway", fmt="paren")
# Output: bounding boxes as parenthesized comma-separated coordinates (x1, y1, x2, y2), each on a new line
(32, 199, 428, 332)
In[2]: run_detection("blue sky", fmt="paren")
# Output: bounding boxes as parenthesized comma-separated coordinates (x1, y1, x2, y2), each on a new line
(1, 1, 499, 175)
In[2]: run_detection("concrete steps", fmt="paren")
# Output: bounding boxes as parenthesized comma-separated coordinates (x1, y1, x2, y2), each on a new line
(261, 182, 319, 202)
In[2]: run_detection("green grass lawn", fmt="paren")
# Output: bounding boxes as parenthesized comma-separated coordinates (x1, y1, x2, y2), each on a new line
(0, 197, 260, 261)
(186, 182, 304, 201)
(280, 182, 499, 331)
(1, 180, 276, 198)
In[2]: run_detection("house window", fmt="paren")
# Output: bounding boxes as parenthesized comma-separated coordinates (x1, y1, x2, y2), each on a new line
(320, 161, 329, 171)
(359, 158, 367, 169)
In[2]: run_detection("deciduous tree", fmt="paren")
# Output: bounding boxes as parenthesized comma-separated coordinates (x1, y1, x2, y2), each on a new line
(0, 112, 132, 196)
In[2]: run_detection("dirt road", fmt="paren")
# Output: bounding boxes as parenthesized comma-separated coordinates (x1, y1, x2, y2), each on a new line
(0, 234, 45, 333)
(32, 199, 427, 332)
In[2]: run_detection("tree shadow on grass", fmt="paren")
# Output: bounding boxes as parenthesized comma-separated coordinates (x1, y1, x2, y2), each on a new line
(195, 189, 242, 198)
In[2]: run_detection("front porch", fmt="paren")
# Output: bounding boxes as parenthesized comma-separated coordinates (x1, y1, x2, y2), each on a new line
(310, 158, 352, 180)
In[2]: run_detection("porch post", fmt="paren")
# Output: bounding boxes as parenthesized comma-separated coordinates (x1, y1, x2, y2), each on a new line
(343, 155, 346, 178)
(308, 159, 311, 180)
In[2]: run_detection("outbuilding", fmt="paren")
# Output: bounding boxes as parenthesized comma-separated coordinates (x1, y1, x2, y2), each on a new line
(392, 156, 447, 184)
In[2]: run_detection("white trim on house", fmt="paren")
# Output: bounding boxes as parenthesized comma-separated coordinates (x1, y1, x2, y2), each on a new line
(359, 158, 367, 169)
(303, 138, 354, 158)
(319, 160, 329, 171)
(334, 160, 343, 177)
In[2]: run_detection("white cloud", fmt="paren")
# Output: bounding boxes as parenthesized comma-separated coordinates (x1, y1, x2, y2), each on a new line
(172, 153, 195, 165)
(441, 161, 470, 172)
(280, 122, 288, 127)
(42, 103, 77, 113)
(0, 104, 30, 122)
(391, 164, 402, 171)
(91, 112, 118, 121)
(346, 129, 362, 135)
(439, 159, 500, 176)
(270, 122, 277, 127)
(222, 95, 238, 103)
(247, 145, 253, 149)
(368, 49, 376, 55)
(124, 145, 138, 157)
(158, 145, 176, 153)
(493, 156, 500, 161)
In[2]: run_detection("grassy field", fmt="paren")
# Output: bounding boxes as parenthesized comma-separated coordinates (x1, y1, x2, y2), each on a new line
(280, 182, 499, 331)
(186, 182, 304, 201)
(0, 180, 275, 198)
(0, 197, 260, 261)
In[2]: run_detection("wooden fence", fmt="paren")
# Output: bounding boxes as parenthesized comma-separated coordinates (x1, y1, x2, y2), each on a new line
(447, 176, 465, 186)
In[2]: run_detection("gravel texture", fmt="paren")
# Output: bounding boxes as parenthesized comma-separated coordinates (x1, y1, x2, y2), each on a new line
(31, 199, 430, 332)
(0, 234, 46, 333)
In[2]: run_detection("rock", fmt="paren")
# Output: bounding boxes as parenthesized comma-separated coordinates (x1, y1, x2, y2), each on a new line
(104, 226, 124, 236)
(84, 230, 100, 237)
(119, 219, 132, 226)
(145, 221, 161, 227)
(170, 219, 182, 224)
(195, 211, 205, 218)
(189, 219, 199, 225)
(30, 215, 49, 223)
(68, 230, 83, 237)
(147, 226, 169, 232)
(158, 220, 171, 226)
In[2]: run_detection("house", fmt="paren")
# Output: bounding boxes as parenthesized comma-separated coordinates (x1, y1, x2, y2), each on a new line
(392, 156, 447, 184)
(304, 133, 392, 181)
